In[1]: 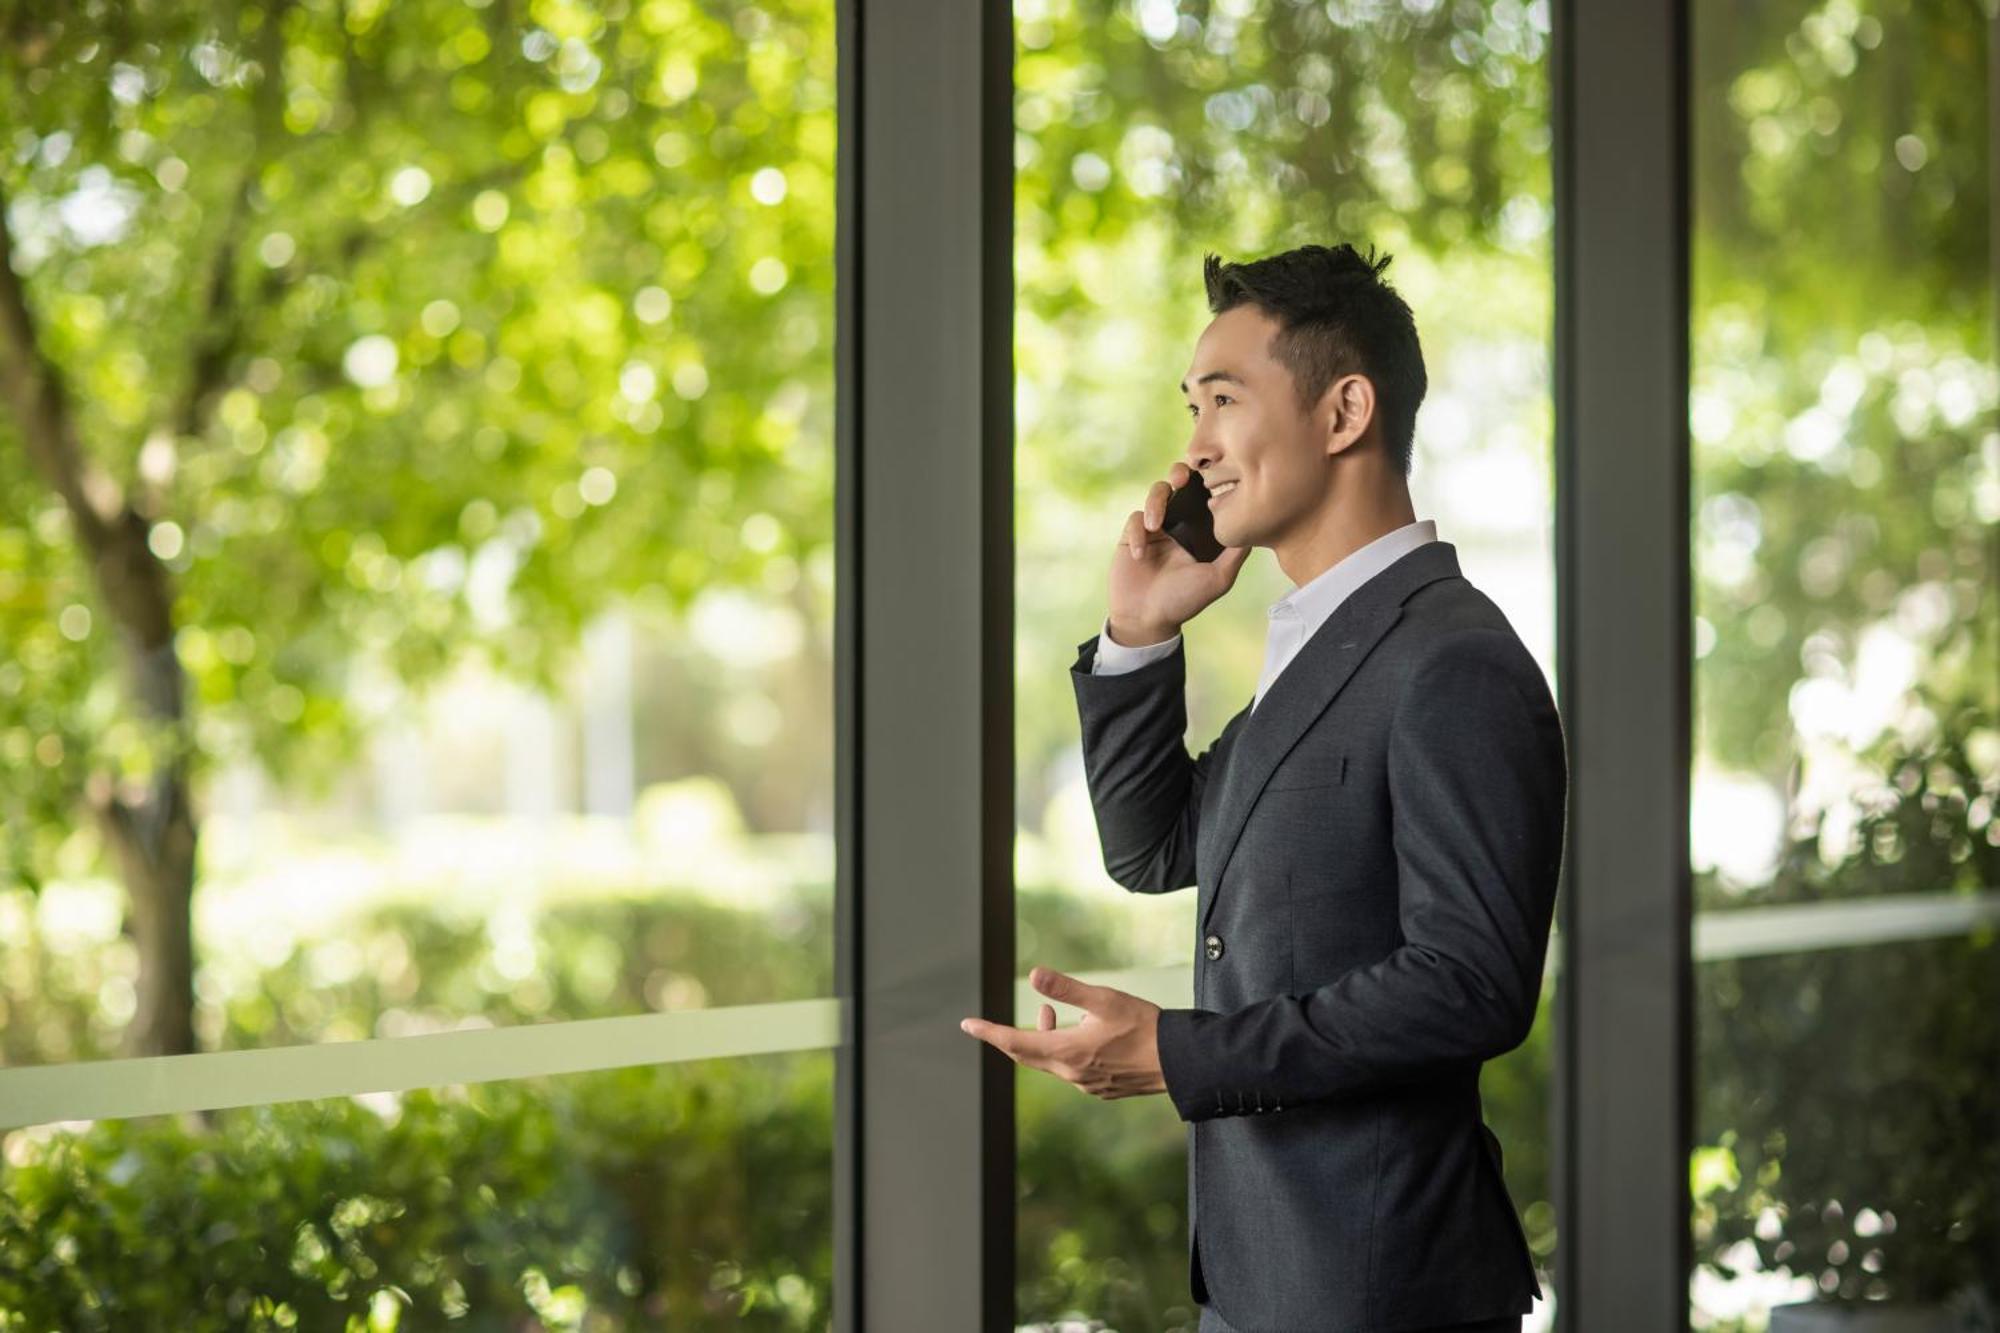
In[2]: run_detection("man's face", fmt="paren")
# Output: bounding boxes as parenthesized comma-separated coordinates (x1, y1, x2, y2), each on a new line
(1179, 304, 1328, 551)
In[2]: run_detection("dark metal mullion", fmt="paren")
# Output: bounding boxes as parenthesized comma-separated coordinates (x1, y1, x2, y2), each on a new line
(831, 0, 862, 1327)
(1551, 1, 1694, 1329)
(835, 2, 1017, 1329)
(977, 0, 1021, 1323)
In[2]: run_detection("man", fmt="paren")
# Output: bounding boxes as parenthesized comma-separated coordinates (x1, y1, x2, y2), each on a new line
(960, 243, 1568, 1331)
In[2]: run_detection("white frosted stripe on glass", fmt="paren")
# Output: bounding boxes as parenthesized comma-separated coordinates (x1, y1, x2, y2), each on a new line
(9, 895, 1994, 1130)
(0, 997, 845, 1132)
(1693, 889, 2000, 962)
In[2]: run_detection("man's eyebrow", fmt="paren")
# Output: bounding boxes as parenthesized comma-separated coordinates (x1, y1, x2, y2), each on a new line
(1179, 370, 1245, 395)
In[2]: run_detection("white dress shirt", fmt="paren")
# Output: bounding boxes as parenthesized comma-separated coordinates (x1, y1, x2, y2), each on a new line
(1092, 519, 1439, 713)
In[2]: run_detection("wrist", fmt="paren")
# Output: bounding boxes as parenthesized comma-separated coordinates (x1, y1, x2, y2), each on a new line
(1106, 617, 1180, 648)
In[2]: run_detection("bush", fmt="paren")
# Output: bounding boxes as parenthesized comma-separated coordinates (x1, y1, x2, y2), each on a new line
(1691, 691, 2000, 1315)
(0, 1057, 833, 1331)
(0, 882, 1553, 1329)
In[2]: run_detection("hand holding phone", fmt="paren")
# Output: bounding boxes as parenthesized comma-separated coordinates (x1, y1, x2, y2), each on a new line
(1105, 463, 1252, 645)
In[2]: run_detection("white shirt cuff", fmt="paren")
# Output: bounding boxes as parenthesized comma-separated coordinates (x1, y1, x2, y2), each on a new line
(1092, 615, 1181, 675)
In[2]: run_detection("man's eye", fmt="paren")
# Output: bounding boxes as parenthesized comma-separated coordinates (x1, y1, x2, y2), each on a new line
(1213, 394, 1233, 407)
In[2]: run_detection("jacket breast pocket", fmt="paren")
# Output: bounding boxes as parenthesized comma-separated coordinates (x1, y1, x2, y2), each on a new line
(1263, 748, 1348, 793)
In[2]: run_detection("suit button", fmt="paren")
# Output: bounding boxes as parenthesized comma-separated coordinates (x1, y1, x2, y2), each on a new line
(1204, 934, 1223, 960)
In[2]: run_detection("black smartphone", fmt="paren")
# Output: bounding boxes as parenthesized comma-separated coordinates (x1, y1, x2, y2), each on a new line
(1161, 471, 1225, 563)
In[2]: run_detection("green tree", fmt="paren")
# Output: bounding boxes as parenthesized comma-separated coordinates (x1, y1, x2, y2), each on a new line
(1690, 0, 1995, 817)
(1685, 0, 1999, 1314)
(0, 0, 838, 1055)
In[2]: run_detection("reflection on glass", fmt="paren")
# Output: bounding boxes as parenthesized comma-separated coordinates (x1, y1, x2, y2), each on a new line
(0, 1054, 834, 1327)
(1011, 1, 1557, 1325)
(1690, 0, 1999, 1323)
(0, 0, 838, 1066)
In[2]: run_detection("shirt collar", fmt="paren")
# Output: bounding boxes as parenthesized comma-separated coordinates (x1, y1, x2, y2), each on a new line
(1268, 518, 1440, 635)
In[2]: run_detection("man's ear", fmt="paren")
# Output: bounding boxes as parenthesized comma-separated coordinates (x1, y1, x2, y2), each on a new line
(1322, 373, 1375, 457)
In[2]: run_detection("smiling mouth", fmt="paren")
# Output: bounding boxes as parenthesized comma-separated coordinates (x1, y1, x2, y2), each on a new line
(1208, 480, 1239, 505)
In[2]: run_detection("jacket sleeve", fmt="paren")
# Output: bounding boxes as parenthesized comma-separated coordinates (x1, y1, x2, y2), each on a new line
(1068, 630, 1229, 894)
(1153, 629, 1569, 1121)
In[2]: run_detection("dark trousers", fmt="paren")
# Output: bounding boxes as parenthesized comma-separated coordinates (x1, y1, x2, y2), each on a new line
(1196, 1305, 1521, 1333)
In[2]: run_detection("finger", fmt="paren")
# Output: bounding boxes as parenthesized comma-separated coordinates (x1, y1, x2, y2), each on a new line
(1030, 964, 1107, 1012)
(962, 1020, 1028, 1068)
(1121, 510, 1150, 560)
(962, 1017, 1065, 1069)
(1143, 479, 1173, 532)
(1038, 1002, 1055, 1031)
(1168, 461, 1192, 490)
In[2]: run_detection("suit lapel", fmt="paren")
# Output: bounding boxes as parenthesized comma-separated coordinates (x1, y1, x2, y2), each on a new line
(1197, 540, 1463, 934)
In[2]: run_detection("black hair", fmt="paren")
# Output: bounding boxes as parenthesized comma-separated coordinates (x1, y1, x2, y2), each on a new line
(1202, 243, 1427, 478)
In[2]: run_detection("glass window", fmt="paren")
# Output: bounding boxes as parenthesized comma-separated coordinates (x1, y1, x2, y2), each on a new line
(1011, 1, 1560, 1322)
(0, 1054, 834, 1327)
(1689, 0, 2000, 1321)
(1693, 939, 1999, 1321)
(0, 0, 838, 1066)
(1, 0, 842, 1317)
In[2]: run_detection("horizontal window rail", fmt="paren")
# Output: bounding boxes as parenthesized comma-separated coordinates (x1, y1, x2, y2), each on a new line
(1, 891, 1989, 1131)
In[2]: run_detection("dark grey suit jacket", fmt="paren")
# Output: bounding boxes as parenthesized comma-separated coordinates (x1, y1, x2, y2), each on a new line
(1069, 539, 1567, 1333)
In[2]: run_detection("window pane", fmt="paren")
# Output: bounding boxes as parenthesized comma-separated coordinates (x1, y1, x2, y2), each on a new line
(1690, 0, 2000, 1321)
(1689, 0, 1994, 917)
(1011, 1, 1559, 1324)
(1694, 939, 1999, 1317)
(0, 0, 837, 1065)
(0, 1054, 834, 1327)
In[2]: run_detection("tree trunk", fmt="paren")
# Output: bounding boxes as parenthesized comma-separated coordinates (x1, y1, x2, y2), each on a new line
(97, 773, 199, 1058)
(0, 181, 203, 1057)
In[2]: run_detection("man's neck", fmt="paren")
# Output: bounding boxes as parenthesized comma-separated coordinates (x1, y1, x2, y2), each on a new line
(1275, 495, 1419, 588)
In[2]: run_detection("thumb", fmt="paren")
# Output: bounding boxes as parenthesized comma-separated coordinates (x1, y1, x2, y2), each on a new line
(1215, 543, 1252, 579)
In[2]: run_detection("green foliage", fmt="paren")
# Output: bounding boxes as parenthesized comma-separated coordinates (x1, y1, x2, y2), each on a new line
(0, 0, 840, 889)
(0, 1057, 835, 1331)
(1695, 680, 1999, 916)
(1018, 1072, 1195, 1329)
(1693, 0, 1990, 340)
(1690, 0, 1995, 796)
(1683, 0, 2000, 1311)
(8, 0, 1995, 1318)
(1694, 935, 1999, 1307)
(0, 880, 1149, 1067)
(1692, 700, 2000, 1306)
(0, 880, 838, 1066)
(0, 882, 1555, 1328)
